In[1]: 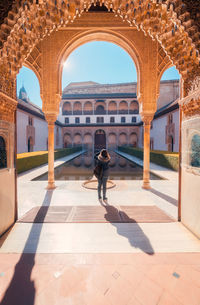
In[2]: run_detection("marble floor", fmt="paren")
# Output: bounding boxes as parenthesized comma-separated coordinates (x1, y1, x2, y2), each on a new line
(1, 152, 200, 305)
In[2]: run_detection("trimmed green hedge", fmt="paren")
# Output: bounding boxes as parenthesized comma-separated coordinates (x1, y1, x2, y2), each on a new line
(17, 147, 82, 174)
(118, 146, 179, 171)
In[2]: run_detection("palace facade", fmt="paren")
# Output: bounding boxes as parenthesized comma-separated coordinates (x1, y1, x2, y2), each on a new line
(17, 79, 179, 153)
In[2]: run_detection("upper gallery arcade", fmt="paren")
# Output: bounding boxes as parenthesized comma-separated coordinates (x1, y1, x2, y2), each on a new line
(0, 0, 200, 238)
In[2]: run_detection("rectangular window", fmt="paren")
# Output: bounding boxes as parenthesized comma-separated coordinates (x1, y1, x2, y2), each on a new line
(28, 116, 33, 126)
(65, 117, 69, 124)
(132, 117, 136, 123)
(75, 117, 80, 124)
(110, 117, 115, 123)
(86, 117, 90, 124)
(121, 117, 126, 123)
(97, 117, 104, 123)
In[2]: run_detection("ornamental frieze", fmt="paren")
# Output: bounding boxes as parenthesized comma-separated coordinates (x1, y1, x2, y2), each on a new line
(0, 92, 17, 123)
(181, 97, 200, 119)
(0, 66, 16, 99)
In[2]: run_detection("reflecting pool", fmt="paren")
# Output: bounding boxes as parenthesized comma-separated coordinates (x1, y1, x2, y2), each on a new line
(33, 151, 164, 181)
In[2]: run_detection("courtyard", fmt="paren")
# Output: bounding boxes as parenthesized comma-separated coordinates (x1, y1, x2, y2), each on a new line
(1, 150, 200, 304)
(0, 0, 200, 304)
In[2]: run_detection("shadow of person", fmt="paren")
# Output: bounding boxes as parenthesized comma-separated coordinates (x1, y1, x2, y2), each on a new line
(0, 190, 54, 305)
(103, 205, 155, 255)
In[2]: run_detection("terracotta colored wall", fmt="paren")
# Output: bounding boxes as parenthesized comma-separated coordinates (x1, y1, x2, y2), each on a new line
(0, 169, 15, 236)
(0, 120, 16, 236)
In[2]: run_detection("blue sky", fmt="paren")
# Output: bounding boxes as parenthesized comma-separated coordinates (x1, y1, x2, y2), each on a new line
(17, 41, 180, 107)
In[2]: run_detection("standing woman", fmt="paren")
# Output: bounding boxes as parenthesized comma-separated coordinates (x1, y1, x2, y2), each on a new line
(95, 149, 111, 201)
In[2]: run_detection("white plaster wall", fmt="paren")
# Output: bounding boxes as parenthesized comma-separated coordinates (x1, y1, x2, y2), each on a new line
(138, 125, 143, 148)
(150, 109, 179, 152)
(34, 117, 48, 151)
(151, 116, 167, 151)
(17, 110, 50, 153)
(181, 171, 200, 238)
(173, 110, 179, 152)
(64, 114, 140, 124)
(54, 125, 63, 149)
(17, 110, 28, 153)
(181, 116, 200, 238)
(157, 80, 180, 109)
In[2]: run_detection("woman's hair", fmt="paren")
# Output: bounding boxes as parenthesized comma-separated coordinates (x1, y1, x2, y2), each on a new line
(101, 149, 108, 158)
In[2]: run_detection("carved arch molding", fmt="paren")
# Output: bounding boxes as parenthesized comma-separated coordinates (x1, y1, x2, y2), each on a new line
(0, 0, 200, 98)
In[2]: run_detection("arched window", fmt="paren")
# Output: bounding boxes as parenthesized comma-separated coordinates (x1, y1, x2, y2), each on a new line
(130, 133, 138, 147)
(96, 105, 106, 114)
(74, 133, 82, 147)
(108, 101, 117, 114)
(129, 100, 139, 114)
(190, 134, 200, 168)
(62, 102, 72, 115)
(63, 133, 72, 148)
(73, 102, 82, 115)
(83, 101, 93, 114)
(119, 133, 127, 146)
(119, 101, 128, 114)
(0, 136, 7, 169)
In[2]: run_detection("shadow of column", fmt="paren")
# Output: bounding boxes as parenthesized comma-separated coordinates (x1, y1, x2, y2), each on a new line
(149, 188, 178, 206)
(1, 190, 54, 305)
(103, 203, 155, 255)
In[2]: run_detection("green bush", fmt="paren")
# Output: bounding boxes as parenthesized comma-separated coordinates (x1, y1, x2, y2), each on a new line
(17, 147, 82, 174)
(118, 146, 179, 171)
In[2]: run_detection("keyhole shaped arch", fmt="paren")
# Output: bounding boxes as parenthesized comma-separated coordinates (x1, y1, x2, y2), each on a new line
(57, 29, 142, 99)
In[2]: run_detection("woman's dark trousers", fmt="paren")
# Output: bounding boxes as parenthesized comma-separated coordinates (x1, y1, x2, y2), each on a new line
(98, 177, 108, 199)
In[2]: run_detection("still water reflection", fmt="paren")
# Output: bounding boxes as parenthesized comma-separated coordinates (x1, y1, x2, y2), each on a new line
(33, 151, 163, 181)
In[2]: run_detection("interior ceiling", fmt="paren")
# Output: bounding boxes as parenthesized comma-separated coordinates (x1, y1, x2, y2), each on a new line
(182, 0, 200, 32)
(0, 0, 14, 26)
(0, 1, 200, 27)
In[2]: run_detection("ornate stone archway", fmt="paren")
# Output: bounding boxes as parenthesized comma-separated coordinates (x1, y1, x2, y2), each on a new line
(0, 0, 200, 236)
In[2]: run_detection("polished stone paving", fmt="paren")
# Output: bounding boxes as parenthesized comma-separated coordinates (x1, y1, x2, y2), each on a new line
(1, 153, 200, 304)
(1, 253, 200, 305)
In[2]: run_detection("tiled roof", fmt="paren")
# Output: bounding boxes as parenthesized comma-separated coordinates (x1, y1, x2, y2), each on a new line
(62, 93, 137, 99)
(154, 99, 179, 119)
(17, 99, 63, 126)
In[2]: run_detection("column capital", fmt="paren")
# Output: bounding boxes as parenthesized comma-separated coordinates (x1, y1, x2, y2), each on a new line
(141, 113, 154, 125)
(44, 113, 58, 125)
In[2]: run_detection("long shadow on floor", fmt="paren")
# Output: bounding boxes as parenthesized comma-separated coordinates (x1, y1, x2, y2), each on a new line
(102, 202, 155, 255)
(0, 190, 54, 305)
(149, 188, 178, 206)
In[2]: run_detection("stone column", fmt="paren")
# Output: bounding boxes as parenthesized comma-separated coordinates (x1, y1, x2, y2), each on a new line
(141, 115, 153, 189)
(45, 114, 57, 189)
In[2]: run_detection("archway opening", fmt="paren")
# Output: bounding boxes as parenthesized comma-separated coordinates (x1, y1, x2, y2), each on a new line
(0, 136, 7, 169)
(28, 137, 34, 152)
(95, 129, 106, 152)
(61, 40, 138, 152)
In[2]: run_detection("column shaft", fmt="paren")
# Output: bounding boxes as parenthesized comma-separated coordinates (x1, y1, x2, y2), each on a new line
(47, 123, 55, 189)
(142, 121, 151, 189)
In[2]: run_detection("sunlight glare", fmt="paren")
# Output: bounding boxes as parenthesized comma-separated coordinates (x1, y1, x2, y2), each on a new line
(63, 60, 71, 70)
